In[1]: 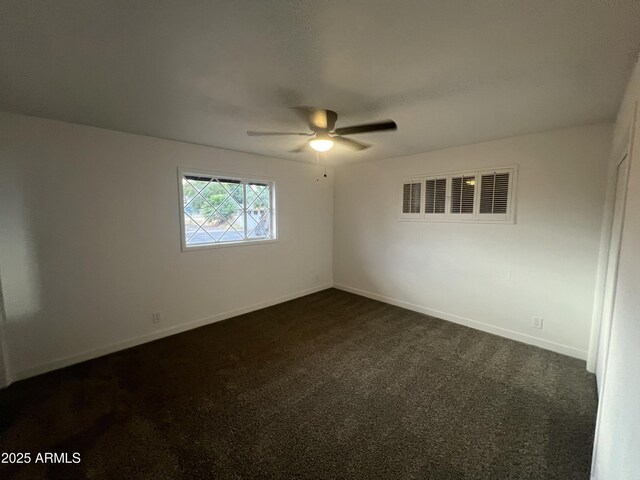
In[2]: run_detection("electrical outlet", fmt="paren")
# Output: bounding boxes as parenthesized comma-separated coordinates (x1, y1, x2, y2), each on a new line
(532, 316, 543, 329)
(152, 312, 162, 324)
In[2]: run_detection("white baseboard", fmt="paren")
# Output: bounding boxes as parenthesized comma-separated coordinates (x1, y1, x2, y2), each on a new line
(10, 284, 332, 384)
(334, 284, 587, 360)
(8, 282, 587, 384)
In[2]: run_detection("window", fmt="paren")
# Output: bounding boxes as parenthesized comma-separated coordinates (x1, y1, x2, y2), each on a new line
(399, 166, 516, 223)
(480, 172, 509, 214)
(425, 178, 446, 215)
(451, 175, 476, 216)
(401, 181, 422, 215)
(179, 169, 276, 249)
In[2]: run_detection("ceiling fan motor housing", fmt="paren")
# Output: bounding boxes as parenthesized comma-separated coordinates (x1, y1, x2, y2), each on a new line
(308, 109, 338, 132)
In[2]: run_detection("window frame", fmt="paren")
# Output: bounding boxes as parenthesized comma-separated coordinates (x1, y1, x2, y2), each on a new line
(178, 167, 278, 251)
(399, 179, 424, 220)
(448, 172, 478, 221)
(424, 176, 449, 220)
(399, 165, 518, 224)
(477, 168, 515, 222)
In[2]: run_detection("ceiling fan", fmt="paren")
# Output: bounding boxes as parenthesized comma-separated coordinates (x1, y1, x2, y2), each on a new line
(246, 107, 397, 153)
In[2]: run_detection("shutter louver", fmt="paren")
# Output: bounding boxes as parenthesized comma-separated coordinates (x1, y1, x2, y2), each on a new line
(480, 172, 510, 214)
(411, 182, 421, 213)
(402, 184, 411, 213)
(425, 178, 446, 214)
(451, 176, 475, 214)
(402, 182, 421, 214)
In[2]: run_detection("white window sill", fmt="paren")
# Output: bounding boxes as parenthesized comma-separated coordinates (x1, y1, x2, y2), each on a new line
(181, 238, 279, 252)
(397, 218, 515, 224)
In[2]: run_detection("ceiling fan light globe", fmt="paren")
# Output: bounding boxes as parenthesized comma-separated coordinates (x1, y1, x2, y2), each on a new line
(309, 138, 334, 152)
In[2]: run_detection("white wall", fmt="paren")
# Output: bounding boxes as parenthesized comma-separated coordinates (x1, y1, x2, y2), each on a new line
(591, 56, 640, 480)
(0, 112, 333, 383)
(334, 124, 612, 359)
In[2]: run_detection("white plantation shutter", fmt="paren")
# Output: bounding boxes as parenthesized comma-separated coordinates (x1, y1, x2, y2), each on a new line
(451, 175, 475, 215)
(479, 170, 512, 219)
(402, 183, 411, 213)
(425, 178, 446, 214)
(400, 166, 516, 223)
(402, 181, 422, 214)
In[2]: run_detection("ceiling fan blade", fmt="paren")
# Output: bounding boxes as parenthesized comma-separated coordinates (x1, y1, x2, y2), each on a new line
(247, 131, 310, 136)
(333, 136, 371, 151)
(334, 120, 397, 136)
(292, 105, 314, 123)
(289, 141, 310, 153)
(292, 106, 338, 132)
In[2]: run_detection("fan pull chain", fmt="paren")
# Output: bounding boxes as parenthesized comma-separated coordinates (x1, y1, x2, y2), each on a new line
(315, 151, 328, 181)
(322, 151, 327, 178)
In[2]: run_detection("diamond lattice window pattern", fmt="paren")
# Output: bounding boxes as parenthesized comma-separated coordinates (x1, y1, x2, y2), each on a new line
(182, 174, 274, 247)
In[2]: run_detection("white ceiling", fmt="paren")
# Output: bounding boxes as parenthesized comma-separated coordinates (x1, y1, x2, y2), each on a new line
(1, 1, 640, 164)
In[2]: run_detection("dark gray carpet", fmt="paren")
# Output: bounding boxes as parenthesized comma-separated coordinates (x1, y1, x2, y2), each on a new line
(0, 289, 597, 479)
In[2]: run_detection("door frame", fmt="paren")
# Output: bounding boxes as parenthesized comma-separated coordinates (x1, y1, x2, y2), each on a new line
(595, 153, 630, 385)
(590, 100, 639, 480)
(587, 105, 636, 377)
(0, 270, 9, 388)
